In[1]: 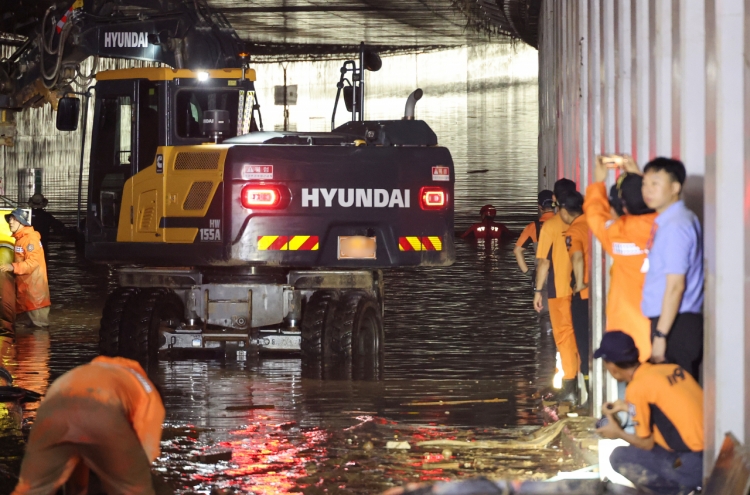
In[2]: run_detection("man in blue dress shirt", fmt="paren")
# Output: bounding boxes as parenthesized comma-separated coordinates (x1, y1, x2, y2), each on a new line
(641, 158, 703, 380)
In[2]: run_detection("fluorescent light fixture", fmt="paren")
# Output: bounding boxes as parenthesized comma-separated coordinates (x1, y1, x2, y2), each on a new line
(197, 71, 209, 81)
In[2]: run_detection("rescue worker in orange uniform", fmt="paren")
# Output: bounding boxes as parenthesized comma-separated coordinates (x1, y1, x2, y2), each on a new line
(460, 205, 512, 240)
(559, 191, 590, 402)
(533, 178, 580, 405)
(11, 356, 165, 495)
(514, 190, 555, 332)
(0, 209, 50, 327)
(584, 155, 656, 362)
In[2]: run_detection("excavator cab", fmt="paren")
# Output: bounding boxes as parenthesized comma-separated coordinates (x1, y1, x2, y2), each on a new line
(83, 69, 258, 245)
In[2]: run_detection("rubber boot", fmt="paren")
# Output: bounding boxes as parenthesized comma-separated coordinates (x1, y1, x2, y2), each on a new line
(555, 379, 579, 407)
(578, 375, 590, 414)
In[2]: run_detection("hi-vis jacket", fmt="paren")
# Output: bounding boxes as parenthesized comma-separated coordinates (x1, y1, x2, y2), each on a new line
(584, 183, 657, 362)
(44, 356, 165, 462)
(11, 226, 50, 313)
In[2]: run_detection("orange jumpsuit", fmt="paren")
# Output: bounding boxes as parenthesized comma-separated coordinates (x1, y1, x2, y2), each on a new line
(11, 226, 50, 313)
(584, 183, 657, 361)
(536, 213, 579, 379)
(12, 356, 165, 495)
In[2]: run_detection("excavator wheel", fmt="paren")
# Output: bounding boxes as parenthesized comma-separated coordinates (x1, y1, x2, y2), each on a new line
(300, 290, 340, 359)
(99, 287, 140, 356)
(121, 288, 184, 371)
(331, 291, 384, 358)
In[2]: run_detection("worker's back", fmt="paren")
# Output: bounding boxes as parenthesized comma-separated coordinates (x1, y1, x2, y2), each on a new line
(43, 356, 164, 461)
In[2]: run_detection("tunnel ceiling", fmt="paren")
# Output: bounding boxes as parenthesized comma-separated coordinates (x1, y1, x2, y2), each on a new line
(0, 0, 541, 59)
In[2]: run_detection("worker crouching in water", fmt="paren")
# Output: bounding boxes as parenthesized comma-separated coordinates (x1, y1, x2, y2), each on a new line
(11, 356, 165, 495)
(595, 331, 703, 495)
(0, 209, 50, 327)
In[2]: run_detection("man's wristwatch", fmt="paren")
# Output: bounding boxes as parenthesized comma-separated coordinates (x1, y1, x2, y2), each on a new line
(651, 329, 668, 339)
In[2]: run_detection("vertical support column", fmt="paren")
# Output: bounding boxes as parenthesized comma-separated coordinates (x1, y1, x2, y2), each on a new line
(654, 1, 673, 156)
(561, 1, 570, 178)
(635, 0, 650, 165)
(601, 0, 618, 405)
(704, 0, 745, 473)
(589, 0, 606, 412)
(617, 0, 632, 154)
(602, 0, 616, 154)
(680, 1, 706, 218)
(579, 1, 589, 186)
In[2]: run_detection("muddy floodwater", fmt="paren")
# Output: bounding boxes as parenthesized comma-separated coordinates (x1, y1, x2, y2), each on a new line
(0, 45, 582, 494)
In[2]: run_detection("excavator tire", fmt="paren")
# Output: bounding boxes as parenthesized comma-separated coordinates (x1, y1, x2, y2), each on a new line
(121, 288, 183, 370)
(300, 290, 340, 358)
(99, 287, 140, 356)
(331, 291, 384, 358)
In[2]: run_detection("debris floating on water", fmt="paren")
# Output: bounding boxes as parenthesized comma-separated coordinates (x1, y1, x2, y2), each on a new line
(386, 441, 412, 450)
(403, 398, 507, 406)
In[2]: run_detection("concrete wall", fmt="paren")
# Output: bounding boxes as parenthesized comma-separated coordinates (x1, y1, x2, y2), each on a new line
(538, 0, 749, 472)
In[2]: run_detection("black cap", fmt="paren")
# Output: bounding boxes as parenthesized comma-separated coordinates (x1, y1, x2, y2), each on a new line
(594, 331, 640, 362)
(619, 174, 654, 215)
(538, 190, 554, 208)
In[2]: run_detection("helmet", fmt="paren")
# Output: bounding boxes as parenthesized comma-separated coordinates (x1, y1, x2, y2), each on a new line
(4, 208, 31, 227)
(28, 193, 48, 208)
(480, 204, 496, 219)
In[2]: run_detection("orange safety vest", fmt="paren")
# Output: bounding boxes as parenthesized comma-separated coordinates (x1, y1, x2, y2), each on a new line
(584, 183, 657, 362)
(11, 226, 50, 313)
(43, 356, 165, 462)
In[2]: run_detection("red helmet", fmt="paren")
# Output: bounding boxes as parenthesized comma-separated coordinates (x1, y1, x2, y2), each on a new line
(480, 204, 496, 219)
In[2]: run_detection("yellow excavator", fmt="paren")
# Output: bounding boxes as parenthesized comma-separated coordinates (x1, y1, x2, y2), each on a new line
(2, 1, 455, 371)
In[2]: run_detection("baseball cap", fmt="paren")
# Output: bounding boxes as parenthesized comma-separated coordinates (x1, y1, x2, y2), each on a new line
(538, 190, 554, 208)
(594, 331, 640, 362)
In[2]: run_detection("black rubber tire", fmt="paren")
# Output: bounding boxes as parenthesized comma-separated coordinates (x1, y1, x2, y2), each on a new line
(300, 290, 340, 358)
(331, 291, 384, 358)
(99, 287, 140, 356)
(120, 288, 183, 370)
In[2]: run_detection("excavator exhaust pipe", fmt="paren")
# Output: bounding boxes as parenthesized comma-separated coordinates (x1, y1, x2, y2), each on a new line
(403, 89, 423, 120)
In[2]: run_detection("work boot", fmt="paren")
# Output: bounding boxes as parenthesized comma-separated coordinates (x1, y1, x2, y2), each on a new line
(555, 379, 579, 407)
(578, 374, 590, 413)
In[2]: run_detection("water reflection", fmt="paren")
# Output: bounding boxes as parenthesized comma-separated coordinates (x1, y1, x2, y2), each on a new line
(0, 43, 561, 494)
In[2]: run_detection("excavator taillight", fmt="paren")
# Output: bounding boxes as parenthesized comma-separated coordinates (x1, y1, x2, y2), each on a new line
(419, 187, 447, 210)
(241, 185, 284, 209)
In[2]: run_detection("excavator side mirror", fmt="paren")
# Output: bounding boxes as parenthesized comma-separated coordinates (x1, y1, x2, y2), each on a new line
(343, 86, 355, 113)
(56, 97, 80, 131)
(363, 49, 382, 72)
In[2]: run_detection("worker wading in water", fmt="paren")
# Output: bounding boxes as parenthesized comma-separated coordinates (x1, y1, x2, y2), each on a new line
(28, 194, 65, 266)
(11, 356, 165, 495)
(0, 209, 51, 327)
(460, 205, 512, 241)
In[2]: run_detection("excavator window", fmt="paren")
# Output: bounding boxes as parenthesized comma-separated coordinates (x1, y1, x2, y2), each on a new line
(92, 95, 133, 229)
(175, 89, 240, 139)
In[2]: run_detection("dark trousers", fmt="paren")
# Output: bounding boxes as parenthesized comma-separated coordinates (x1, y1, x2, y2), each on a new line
(650, 313, 703, 380)
(571, 293, 589, 376)
(610, 444, 703, 495)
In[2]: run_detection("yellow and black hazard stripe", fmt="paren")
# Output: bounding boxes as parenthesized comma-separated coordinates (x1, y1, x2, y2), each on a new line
(257, 235, 319, 251)
(398, 236, 443, 251)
